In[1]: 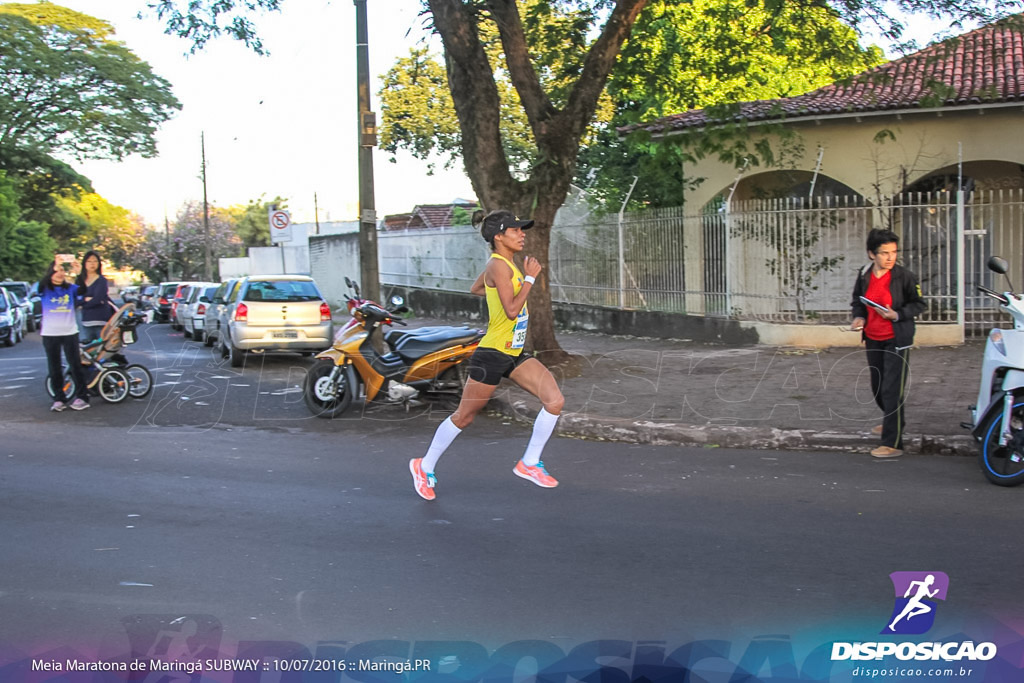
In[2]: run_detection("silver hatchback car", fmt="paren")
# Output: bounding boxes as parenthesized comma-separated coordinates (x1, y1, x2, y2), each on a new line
(219, 275, 333, 367)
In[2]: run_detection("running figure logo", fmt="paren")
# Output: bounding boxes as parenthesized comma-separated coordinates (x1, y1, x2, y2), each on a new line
(882, 571, 950, 635)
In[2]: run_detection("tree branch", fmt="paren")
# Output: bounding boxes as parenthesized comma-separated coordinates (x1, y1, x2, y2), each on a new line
(561, 0, 648, 145)
(428, 0, 519, 205)
(485, 0, 555, 137)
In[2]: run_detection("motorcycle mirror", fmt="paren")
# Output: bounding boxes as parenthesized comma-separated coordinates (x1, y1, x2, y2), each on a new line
(987, 256, 1009, 275)
(988, 256, 1017, 293)
(390, 295, 404, 307)
(344, 276, 353, 288)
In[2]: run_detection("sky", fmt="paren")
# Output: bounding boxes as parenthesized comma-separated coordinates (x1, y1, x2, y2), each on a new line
(46, 0, 476, 227)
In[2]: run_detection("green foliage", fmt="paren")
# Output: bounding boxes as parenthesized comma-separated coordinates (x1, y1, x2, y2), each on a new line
(231, 196, 288, 250)
(167, 201, 241, 280)
(146, 0, 281, 55)
(55, 191, 146, 269)
(577, 0, 888, 211)
(0, 171, 57, 281)
(0, 2, 181, 162)
(378, 0, 610, 176)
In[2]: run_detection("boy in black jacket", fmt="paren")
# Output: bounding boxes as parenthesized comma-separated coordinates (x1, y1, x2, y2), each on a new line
(850, 228, 927, 458)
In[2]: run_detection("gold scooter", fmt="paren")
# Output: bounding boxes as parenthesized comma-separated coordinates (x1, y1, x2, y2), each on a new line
(303, 278, 483, 418)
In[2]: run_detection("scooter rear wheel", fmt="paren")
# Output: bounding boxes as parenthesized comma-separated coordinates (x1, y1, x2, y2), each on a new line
(304, 359, 353, 418)
(979, 398, 1024, 486)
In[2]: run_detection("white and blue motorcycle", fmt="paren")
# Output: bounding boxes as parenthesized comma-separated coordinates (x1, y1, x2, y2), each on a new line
(966, 256, 1024, 486)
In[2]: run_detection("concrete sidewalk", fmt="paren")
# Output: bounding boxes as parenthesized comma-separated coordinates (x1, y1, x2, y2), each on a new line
(472, 326, 984, 456)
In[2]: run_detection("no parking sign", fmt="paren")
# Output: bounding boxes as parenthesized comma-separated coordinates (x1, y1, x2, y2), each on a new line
(269, 208, 292, 243)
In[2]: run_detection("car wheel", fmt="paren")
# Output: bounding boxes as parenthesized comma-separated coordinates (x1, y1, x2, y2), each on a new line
(217, 335, 229, 358)
(3, 329, 12, 347)
(194, 329, 204, 343)
(202, 330, 214, 347)
(228, 338, 244, 368)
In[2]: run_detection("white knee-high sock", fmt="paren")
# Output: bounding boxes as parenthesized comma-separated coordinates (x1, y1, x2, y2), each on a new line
(422, 416, 461, 473)
(522, 408, 559, 466)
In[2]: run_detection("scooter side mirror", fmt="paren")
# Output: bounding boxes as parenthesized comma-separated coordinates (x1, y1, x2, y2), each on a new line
(988, 256, 1009, 275)
(344, 276, 353, 288)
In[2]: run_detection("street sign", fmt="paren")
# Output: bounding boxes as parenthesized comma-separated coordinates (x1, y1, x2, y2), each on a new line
(269, 209, 292, 243)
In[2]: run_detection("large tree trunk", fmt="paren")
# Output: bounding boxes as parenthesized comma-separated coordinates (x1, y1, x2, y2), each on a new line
(428, 0, 649, 365)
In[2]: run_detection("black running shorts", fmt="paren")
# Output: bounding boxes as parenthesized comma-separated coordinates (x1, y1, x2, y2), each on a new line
(466, 348, 533, 385)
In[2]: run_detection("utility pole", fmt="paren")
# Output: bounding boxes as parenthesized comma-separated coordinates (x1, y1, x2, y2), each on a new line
(314, 192, 320, 235)
(354, 0, 380, 301)
(201, 132, 212, 281)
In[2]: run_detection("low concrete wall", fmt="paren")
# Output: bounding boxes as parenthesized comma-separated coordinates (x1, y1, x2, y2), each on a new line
(310, 233, 361, 309)
(385, 286, 759, 345)
(747, 321, 964, 348)
(383, 285, 965, 347)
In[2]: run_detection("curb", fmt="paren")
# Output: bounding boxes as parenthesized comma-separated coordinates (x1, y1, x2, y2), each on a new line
(488, 397, 979, 457)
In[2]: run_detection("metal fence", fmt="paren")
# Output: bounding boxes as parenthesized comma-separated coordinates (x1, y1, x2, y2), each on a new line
(377, 190, 1023, 336)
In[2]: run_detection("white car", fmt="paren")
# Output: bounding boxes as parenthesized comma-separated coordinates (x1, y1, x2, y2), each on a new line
(182, 282, 218, 342)
(0, 287, 25, 346)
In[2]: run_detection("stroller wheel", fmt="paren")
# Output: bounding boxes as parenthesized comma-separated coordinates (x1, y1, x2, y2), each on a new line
(124, 364, 153, 399)
(97, 368, 130, 403)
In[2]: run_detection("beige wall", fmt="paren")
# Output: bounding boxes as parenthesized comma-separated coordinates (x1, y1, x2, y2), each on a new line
(682, 105, 1024, 210)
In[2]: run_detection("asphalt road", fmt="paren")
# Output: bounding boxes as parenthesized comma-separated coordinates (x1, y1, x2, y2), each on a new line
(1, 323, 1021, 681)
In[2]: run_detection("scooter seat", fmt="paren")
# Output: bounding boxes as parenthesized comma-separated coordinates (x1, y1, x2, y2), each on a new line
(388, 326, 482, 361)
(386, 326, 480, 347)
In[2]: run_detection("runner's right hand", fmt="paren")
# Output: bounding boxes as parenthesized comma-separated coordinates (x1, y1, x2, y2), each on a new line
(523, 256, 542, 278)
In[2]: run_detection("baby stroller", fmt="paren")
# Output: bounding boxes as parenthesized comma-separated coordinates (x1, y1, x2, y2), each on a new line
(45, 303, 154, 403)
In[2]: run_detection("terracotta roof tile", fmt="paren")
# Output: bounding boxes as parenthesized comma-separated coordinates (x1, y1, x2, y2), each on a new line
(623, 16, 1024, 136)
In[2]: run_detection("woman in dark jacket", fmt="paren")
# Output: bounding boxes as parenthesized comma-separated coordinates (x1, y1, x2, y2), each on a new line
(76, 250, 110, 343)
(850, 228, 927, 458)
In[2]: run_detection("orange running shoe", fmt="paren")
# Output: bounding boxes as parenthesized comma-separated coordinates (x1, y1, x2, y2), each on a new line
(513, 459, 559, 488)
(409, 458, 437, 500)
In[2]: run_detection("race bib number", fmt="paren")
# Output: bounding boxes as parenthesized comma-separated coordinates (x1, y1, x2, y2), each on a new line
(511, 308, 528, 349)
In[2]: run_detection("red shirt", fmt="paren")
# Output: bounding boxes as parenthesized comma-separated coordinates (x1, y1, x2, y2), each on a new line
(864, 269, 894, 341)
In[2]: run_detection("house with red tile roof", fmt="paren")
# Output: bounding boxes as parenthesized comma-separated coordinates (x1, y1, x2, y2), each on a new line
(381, 201, 479, 231)
(625, 15, 1024, 212)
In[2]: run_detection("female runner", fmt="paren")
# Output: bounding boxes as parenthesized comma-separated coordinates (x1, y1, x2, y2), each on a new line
(410, 210, 564, 500)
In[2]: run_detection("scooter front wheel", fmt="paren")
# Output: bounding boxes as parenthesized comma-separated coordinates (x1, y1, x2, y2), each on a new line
(304, 359, 354, 418)
(979, 398, 1024, 486)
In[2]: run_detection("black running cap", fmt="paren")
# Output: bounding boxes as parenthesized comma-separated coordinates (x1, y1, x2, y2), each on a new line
(480, 210, 533, 242)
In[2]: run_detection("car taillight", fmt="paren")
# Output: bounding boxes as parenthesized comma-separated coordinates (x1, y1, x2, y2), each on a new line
(320, 302, 331, 321)
(197, 303, 206, 316)
(234, 303, 248, 322)
(159, 297, 168, 305)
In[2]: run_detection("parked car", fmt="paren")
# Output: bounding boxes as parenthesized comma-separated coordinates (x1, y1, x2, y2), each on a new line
(153, 282, 181, 323)
(170, 282, 204, 331)
(0, 287, 25, 346)
(219, 275, 333, 367)
(120, 285, 144, 304)
(138, 285, 158, 311)
(182, 282, 218, 342)
(201, 278, 240, 348)
(1, 280, 38, 332)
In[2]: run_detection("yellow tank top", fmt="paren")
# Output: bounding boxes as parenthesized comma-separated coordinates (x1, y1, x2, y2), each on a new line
(479, 253, 528, 356)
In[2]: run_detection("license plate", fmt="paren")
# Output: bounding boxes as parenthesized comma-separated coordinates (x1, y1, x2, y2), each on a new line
(272, 330, 298, 339)
(121, 330, 135, 344)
